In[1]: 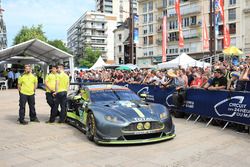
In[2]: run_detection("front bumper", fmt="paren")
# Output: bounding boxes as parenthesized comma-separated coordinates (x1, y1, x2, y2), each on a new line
(96, 132, 176, 145)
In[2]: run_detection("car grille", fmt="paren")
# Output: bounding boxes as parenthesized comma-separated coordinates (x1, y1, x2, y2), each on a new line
(123, 132, 163, 140)
(122, 122, 164, 132)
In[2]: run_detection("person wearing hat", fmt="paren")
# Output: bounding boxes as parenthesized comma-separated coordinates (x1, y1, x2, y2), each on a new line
(227, 72, 240, 91)
(162, 69, 185, 89)
(18, 64, 40, 125)
(208, 69, 227, 90)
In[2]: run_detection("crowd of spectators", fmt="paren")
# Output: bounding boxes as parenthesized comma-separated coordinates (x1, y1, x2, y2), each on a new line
(74, 57, 250, 91)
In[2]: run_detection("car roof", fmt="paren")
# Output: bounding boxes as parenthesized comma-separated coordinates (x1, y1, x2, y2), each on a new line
(86, 84, 129, 91)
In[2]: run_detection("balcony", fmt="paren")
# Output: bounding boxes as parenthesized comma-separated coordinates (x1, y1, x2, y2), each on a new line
(83, 39, 107, 45)
(83, 33, 107, 37)
(168, 4, 202, 17)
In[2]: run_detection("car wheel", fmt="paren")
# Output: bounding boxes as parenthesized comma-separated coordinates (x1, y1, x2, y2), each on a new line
(86, 112, 96, 141)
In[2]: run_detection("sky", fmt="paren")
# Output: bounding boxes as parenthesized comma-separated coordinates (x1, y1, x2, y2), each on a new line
(2, 0, 95, 46)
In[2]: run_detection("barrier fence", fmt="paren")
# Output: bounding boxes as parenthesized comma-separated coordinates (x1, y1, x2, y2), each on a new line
(115, 83, 250, 126)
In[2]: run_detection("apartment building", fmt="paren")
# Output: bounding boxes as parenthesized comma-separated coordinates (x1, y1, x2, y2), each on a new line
(96, 0, 138, 22)
(137, 0, 250, 67)
(67, 11, 117, 64)
(0, 0, 7, 50)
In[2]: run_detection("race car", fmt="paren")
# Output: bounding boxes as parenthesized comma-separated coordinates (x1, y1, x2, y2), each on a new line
(66, 83, 175, 144)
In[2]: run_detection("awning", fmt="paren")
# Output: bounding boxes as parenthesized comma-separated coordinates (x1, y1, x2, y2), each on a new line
(0, 39, 73, 64)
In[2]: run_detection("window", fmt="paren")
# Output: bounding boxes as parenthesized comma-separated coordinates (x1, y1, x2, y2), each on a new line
(148, 35, 154, 45)
(143, 3, 147, 13)
(143, 37, 147, 45)
(149, 51, 154, 56)
(229, 23, 236, 34)
(169, 0, 174, 6)
(148, 13, 153, 23)
(182, 17, 189, 27)
(229, 0, 236, 5)
(230, 37, 236, 46)
(118, 34, 122, 41)
(148, 1, 153, 11)
(149, 24, 153, 33)
(143, 26, 147, 34)
(169, 20, 178, 30)
(118, 45, 122, 53)
(190, 16, 197, 25)
(143, 14, 147, 23)
(169, 32, 178, 42)
(228, 9, 236, 20)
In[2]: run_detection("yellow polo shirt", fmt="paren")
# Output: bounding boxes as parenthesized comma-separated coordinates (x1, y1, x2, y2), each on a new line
(57, 72, 69, 93)
(45, 73, 58, 92)
(18, 73, 38, 95)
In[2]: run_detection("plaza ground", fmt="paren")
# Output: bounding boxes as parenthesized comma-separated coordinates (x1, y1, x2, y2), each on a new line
(0, 89, 250, 167)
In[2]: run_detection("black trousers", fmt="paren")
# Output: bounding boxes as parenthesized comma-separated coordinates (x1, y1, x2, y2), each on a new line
(53, 91, 67, 122)
(46, 92, 58, 122)
(8, 78, 13, 88)
(19, 93, 37, 121)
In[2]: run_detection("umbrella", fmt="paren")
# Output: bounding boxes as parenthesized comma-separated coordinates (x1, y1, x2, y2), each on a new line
(223, 46, 243, 56)
(115, 66, 132, 71)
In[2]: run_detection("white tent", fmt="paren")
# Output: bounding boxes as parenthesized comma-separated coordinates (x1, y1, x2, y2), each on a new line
(90, 56, 107, 70)
(157, 53, 211, 69)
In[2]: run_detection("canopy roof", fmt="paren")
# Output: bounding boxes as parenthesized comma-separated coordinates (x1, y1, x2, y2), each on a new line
(0, 39, 73, 64)
(90, 56, 107, 70)
(157, 53, 211, 69)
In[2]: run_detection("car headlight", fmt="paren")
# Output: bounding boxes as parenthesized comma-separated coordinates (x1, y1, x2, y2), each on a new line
(160, 112, 168, 120)
(104, 115, 124, 123)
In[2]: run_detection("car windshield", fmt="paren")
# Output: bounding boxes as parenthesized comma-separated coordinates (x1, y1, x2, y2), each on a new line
(90, 89, 140, 102)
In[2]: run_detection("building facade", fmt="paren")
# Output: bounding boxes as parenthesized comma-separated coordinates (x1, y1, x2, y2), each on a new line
(137, 0, 250, 67)
(0, 0, 7, 50)
(67, 11, 117, 64)
(113, 22, 129, 64)
(96, 0, 138, 23)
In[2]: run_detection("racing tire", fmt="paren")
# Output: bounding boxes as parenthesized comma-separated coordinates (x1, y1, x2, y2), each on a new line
(86, 112, 97, 142)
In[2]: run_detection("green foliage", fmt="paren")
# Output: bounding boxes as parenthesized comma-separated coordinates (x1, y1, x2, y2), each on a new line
(48, 40, 69, 53)
(13, 25, 47, 45)
(79, 47, 101, 68)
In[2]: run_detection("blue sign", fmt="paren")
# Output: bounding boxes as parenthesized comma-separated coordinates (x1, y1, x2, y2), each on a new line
(133, 28, 139, 44)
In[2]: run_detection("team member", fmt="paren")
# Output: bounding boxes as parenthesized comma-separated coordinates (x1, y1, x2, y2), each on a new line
(54, 64, 69, 123)
(45, 65, 58, 123)
(18, 64, 39, 125)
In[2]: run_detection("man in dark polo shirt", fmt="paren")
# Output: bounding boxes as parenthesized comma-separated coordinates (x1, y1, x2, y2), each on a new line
(208, 69, 227, 90)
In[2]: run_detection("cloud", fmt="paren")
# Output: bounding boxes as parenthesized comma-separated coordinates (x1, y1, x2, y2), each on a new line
(2, 0, 95, 46)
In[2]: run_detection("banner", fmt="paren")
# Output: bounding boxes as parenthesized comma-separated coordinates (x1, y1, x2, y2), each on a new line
(116, 83, 250, 126)
(175, 0, 184, 48)
(202, 16, 209, 50)
(133, 28, 139, 44)
(162, 15, 167, 63)
(215, 0, 230, 48)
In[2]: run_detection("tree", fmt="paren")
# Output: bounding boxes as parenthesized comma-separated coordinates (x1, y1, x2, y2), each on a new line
(79, 47, 101, 68)
(48, 40, 70, 53)
(13, 25, 47, 45)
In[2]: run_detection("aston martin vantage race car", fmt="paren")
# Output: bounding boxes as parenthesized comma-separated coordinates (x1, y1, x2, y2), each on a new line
(66, 83, 175, 144)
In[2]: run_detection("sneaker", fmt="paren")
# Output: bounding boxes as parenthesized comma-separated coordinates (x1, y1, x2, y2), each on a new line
(20, 120, 28, 125)
(30, 118, 40, 123)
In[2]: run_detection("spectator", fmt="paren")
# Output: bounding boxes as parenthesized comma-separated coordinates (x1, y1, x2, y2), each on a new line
(227, 72, 240, 91)
(190, 72, 203, 88)
(208, 69, 227, 90)
(7, 69, 14, 88)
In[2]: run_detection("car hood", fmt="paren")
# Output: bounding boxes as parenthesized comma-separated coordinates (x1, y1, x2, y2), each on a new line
(90, 100, 163, 122)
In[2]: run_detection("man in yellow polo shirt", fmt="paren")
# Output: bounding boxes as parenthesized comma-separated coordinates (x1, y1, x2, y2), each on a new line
(18, 64, 39, 125)
(53, 64, 69, 123)
(45, 65, 58, 123)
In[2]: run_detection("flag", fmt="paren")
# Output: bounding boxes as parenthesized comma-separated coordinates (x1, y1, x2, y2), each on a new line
(162, 16, 167, 62)
(203, 16, 209, 50)
(175, 0, 184, 48)
(224, 26, 231, 48)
